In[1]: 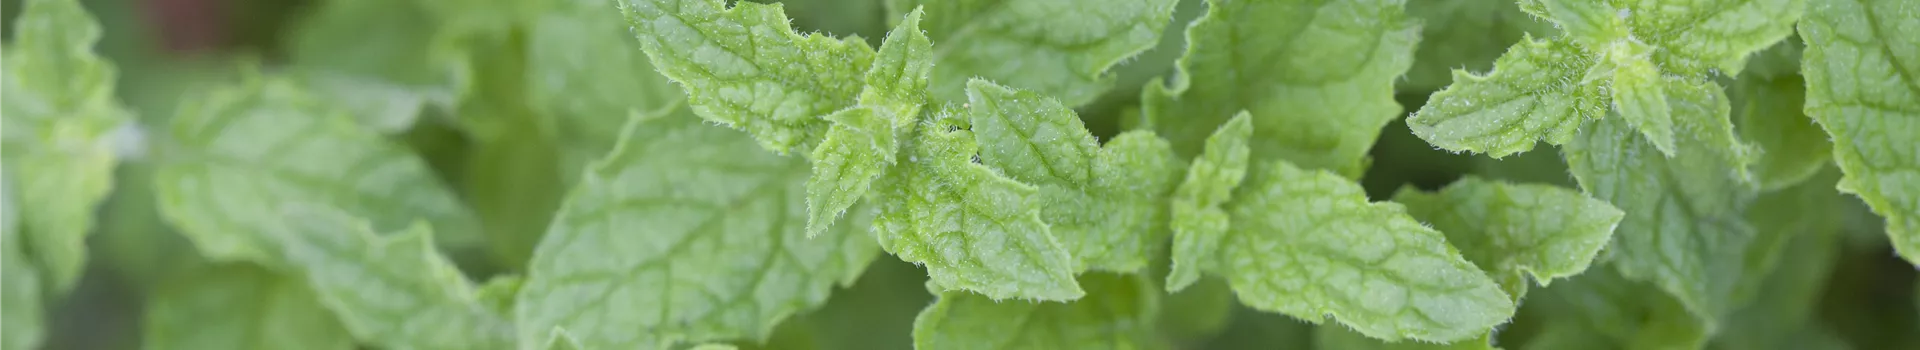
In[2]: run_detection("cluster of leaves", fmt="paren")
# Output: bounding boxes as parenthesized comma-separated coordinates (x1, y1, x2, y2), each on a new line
(1, 0, 1915, 349)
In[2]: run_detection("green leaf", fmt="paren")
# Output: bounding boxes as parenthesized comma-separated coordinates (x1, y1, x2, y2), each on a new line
(1156, 276, 1235, 342)
(1, 172, 45, 350)
(1392, 177, 1623, 298)
(1619, 0, 1808, 77)
(1402, 0, 1556, 91)
(514, 113, 880, 348)
(622, 0, 878, 152)
(1166, 112, 1251, 292)
(264, 206, 513, 350)
(1415, 0, 1804, 158)
(1407, 36, 1605, 158)
(1714, 172, 1847, 350)
(1520, 269, 1710, 350)
(142, 263, 354, 350)
(1732, 73, 1830, 191)
(1170, 117, 1513, 342)
(155, 75, 481, 264)
(1314, 325, 1494, 350)
(887, 0, 1180, 106)
(871, 106, 1083, 301)
(770, 0, 888, 39)
(966, 80, 1182, 272)
(1799, 0, 1920, 265)
(289, 0, 472, 132)
(912, 273, 1160, 350)
(1142, 0, 1417, 173)
(805, 9, 932, 238)
(527, 0, 688, 178)
(1563, 77, 1758, 318)
(1605, 41, 1679, 155)
(0, 0, 133, 293)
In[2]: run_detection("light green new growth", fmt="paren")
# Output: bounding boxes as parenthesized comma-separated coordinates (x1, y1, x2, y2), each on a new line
(527, 0, 688, 178)
(142, 264, 353, 350)
(1412, 0, 1804, 158)
(887, 0, 1180, 106)
(515, 114, 879, 349)
(2, 173, 45, 350)
(154, 76, 480, 263)
(1166, 113, 1252, 292)
(1167, 116, 1512, 343)
(621, 0, 877, 152)
(806, 10, 932, 238)
(1143, 0, 1417, 174)
(1564, 76, 1759, 318)
(1606, 40, 1679, 155)
(1799, 0, 1920, 265)
(267, 207, 512, 350)
(966, 80, 1181, 273)
(912, 273, 1159, 350)
(1392, 177, 1624, 298)
(0, 0, 133, 293)
(1406, 36, 1603, 158)
(871, 106, 1083, 301)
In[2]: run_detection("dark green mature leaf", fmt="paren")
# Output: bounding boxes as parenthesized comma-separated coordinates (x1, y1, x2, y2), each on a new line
(142, 264, 353, 350)
(1714, 172, 1848, 350)
(1519, 269, 1710, 350)
(1564, 77, 1759, 318)
(1143, 0, 1417, 174)
(1, 0, 133, 293)
(912, 273, 1160, 349)
(1732, 73, 1830, 191)
(515, 112, 879, 348)
(155, 75, 481, 264)
(888, 0, 1181, 106)
(1799, 0, 1920, 265)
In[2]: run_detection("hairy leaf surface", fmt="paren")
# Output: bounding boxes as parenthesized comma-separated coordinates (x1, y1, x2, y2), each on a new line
(622, 0, 877, 152)
(871, 107, 1083, 301)
(1564, 77, 1758, 318)
(966, 80, 1181, 272)
(1168, 120, 1513, 343)
(1799, 0, 1920, 264)
(1393, 177, 1623, 298)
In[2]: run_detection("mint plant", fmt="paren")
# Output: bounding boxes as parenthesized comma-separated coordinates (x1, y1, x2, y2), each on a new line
(2, 0, 1917, 349)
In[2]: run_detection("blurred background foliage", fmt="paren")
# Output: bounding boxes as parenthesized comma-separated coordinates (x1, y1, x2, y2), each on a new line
(1, 0, 1915, 349)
